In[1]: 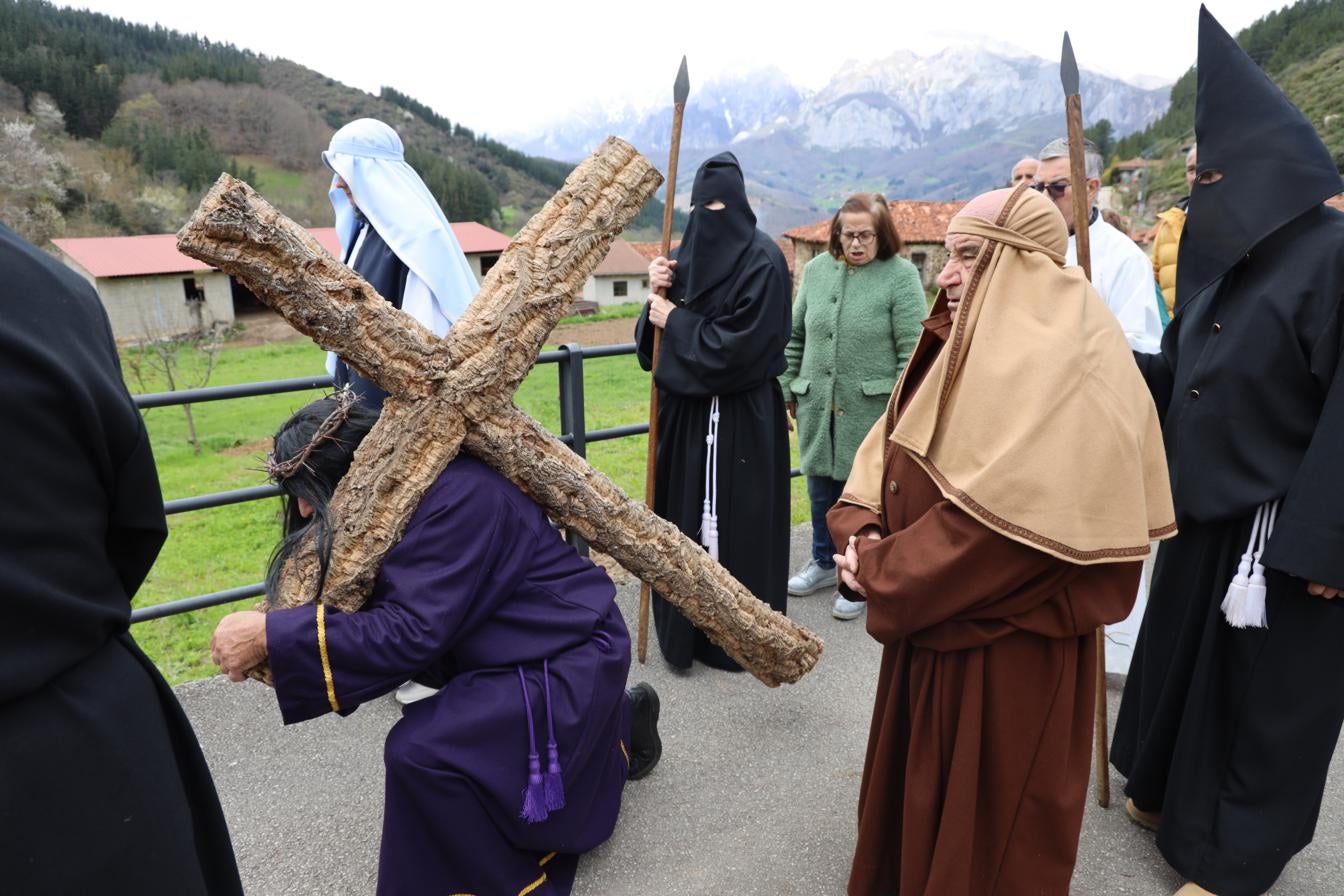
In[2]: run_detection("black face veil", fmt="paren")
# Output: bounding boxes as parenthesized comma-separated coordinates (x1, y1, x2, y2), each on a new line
(1177, 5, 1344, 307)
(670, 152, 757, 305)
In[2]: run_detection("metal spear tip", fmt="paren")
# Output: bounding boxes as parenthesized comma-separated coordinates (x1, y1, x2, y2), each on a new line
(1060, 32, 1080, 96)
(674, 56, 690, 104)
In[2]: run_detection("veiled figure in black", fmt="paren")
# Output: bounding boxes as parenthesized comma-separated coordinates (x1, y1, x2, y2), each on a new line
(1111, 10, 1344, 895)
(636, 152, 792, 671)
(0, 223, 242, 895)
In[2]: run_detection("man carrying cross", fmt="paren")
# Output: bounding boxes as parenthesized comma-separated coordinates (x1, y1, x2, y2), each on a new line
(188, 136, 820, 894)
(211, 395, 663, 895)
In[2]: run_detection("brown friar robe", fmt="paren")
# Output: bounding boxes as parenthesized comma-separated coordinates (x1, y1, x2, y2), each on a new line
(829, 312, 1141, 896)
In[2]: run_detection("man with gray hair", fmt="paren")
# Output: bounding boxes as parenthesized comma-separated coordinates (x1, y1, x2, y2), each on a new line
(1035, 137, 1163, 354)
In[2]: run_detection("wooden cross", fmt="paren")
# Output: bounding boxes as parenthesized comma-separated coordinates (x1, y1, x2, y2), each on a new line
(177, 137, 823, 687)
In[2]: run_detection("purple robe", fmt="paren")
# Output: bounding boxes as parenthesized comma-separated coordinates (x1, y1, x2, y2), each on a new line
(266, 454, 632, 896)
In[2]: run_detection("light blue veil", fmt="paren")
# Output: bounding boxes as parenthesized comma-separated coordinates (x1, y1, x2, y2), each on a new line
(322, 118, 479, 328)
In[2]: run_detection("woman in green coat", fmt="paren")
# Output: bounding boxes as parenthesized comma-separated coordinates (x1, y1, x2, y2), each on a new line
(780, 193, 927, 620)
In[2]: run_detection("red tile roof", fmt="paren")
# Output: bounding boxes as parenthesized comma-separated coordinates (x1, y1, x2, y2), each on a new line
(628, 240, 678, 261)
(448, 221, 511, 255)
(593, 239, 652, 276)
(53, 222, 510, 279)
(628, 238, 794, 275)
(783, 200, 964, 246)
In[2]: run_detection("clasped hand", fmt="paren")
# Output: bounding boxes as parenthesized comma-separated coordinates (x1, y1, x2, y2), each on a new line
(833, 527, 882, 598)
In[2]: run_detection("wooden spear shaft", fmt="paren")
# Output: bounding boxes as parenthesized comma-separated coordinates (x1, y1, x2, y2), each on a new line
(1062, 32, 1109, 809)
(638, 56, 689, 664)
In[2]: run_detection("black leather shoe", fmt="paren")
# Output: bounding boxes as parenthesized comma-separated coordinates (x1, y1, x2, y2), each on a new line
(626, 682, 662, 781)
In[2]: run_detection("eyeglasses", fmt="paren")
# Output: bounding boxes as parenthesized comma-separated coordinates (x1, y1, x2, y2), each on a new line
(1030, 180, 1071, 199)
(840, 230, 876, 245)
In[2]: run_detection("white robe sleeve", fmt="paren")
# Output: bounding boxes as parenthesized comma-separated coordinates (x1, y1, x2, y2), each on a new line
(1071, 222, 1165, 355)
(1104, 245, 1164, 355)
(400, 271, 452, 337)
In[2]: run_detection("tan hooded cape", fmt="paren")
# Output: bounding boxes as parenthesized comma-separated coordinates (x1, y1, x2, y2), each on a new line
(842, 185, 1175, 562)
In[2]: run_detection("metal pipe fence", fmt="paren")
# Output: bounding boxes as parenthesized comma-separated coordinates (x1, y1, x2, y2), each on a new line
(130, 341, 799, 624)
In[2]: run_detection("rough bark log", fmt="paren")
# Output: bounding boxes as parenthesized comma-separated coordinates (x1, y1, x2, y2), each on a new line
(176, 136, 824, 688)
(465, 407, 824, 686)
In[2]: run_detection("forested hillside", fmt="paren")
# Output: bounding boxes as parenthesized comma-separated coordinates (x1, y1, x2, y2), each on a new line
(0, 0, 681, 246)
(1114, 0, 1344, 176)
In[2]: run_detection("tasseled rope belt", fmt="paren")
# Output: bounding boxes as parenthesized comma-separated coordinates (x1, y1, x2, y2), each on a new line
(1220, 499, 1281, 629)
(700, 396, 721, 561)
(516, 659, 565, 823)
(514, 629, 617, 824)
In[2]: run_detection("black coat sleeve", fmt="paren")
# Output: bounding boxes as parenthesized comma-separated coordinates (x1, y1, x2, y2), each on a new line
(1262, 304, 1344, 587)
(1135, 308, 1180, 422)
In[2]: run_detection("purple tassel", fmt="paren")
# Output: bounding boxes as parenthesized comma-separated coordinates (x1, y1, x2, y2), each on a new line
(521, 753, 548, 823)
(544, 743, 565, 811)
(517, 666, 551, 823)
(542, 659, 566, 811)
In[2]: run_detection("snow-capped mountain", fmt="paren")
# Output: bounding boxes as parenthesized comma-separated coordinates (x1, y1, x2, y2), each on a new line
(507, 46, 1170, 233)
(518, 68, 809, 161)
(511, 49, 1166, 161)
(798, 48, 1167, 151)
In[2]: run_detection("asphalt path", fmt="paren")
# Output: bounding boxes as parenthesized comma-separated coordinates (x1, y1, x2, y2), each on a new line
(175, 525, 1344, 894)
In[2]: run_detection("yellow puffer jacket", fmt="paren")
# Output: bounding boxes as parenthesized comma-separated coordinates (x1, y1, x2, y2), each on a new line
(1151, 204, 1185, 318)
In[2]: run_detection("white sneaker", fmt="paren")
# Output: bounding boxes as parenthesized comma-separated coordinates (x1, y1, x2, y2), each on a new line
(788, 560, 836, 596)
(394, 681, 439, 705)
(832, 593, 867, 621)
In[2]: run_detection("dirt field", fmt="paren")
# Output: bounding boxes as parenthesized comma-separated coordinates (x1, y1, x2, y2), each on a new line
(231, 309, 638, 350)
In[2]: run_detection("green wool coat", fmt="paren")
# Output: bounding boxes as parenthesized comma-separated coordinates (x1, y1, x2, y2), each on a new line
(779, 252, 927, 481)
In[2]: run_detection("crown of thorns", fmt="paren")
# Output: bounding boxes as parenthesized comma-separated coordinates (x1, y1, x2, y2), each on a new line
(265, 387, 360, 483)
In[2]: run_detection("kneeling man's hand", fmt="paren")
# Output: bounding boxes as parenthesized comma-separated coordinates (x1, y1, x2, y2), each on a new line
(211, 610, 268, 682)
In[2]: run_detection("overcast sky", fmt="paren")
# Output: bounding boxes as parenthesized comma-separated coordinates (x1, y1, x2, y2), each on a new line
(58, 0, 1286, 138)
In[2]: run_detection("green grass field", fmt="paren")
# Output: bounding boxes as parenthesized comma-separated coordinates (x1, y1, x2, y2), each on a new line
(128, 327, 808, 683)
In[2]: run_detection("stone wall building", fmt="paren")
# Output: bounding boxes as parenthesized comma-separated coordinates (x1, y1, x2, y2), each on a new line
(51, 222, 512, 343)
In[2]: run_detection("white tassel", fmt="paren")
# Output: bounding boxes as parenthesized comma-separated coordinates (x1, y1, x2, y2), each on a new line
(1223, 500, 1278, 629)
(700, 398, 721, 561)
(1220, 505, 1260, 622)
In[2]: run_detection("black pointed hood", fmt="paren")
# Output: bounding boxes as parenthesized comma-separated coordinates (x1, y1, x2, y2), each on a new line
(1177, 5, 1343, 306)
(670, 152, 757, 305)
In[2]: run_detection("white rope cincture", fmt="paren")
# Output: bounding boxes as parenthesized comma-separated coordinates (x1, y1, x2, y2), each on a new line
(700, 396, 721, 561)
(1220, 499, 1280, 629)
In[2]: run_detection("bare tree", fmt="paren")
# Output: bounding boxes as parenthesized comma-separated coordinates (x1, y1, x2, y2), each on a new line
(123, 288, 229, 455)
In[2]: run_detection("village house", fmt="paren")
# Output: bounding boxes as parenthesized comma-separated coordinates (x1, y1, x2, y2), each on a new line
(50, 223, 511, 343)
(582, 239, 650, 307)
(782, 200, 962, 294)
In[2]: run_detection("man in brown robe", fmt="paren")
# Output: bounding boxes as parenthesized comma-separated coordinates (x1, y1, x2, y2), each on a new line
(829, 185, 1177, 896)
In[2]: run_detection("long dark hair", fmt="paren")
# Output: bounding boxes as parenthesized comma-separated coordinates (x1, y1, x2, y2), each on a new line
(264, 395, 379, 605)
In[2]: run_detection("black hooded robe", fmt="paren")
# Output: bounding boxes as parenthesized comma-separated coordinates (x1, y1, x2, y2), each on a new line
(1111, 10, 1344, 895)
(636, 153, 792, 671)
(0, 224, 242, 896)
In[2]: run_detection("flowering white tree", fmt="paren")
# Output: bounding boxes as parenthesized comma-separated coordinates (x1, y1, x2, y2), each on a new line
(0, 119, 68, 243)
